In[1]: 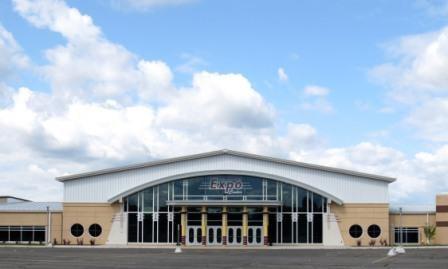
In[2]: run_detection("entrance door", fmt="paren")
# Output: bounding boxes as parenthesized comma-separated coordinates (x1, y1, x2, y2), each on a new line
(227, 226, 243, 245)
(248, 226, 263, 245)
(186, 226, 202, 245)
(207, 226, 222, 245)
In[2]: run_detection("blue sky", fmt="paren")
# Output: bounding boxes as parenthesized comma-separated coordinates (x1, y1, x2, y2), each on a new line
(1, 0, 448, 204)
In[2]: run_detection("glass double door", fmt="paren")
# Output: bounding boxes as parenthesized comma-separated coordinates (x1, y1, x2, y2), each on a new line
(187, 226, 202, 245)
(207, 226, 222, 245)
(187, 226, 262, 245)
(248, 226, 263, 245)
(227, 226, 242, 245)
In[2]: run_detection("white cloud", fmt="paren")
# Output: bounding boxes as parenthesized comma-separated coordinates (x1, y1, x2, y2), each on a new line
(277, 67, 288, 82)
(14, 0, 175, 102)
(110, 0, 196, 11)
(304, 85, 329, 96)
(289, 142, 444, 202)
(406, 97, 448, 142)
(176, 53, 207, 74)
(157, 72, 275, 130)
(300, 85, 333, 113)
(0, 24, 29, 78)
(1, 0, 447, 206)
(371, 26, 448, 103)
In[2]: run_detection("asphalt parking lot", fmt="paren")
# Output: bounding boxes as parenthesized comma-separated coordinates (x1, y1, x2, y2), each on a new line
(0, 247, 447, 269)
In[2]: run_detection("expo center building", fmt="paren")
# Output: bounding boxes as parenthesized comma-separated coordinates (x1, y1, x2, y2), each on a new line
(1, 149, 448, 247)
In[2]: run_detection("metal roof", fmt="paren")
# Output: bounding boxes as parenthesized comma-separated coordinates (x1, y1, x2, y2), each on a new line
(389, 204, 436, 214)
(0, 202, 62, 212)
(56, 149, 396, 183)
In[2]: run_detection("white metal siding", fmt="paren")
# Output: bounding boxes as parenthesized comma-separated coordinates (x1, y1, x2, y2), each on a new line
(63, 154, 389, 203)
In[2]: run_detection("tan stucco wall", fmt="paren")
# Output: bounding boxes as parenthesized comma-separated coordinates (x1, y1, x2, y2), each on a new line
(0, 212, 63, 242)
(389, 213, 435, 244)
(331, 203, 389, 246)
(62, 203, 120, 245)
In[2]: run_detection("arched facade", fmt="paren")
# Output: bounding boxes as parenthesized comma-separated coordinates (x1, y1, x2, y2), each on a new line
(124, 174, 327, 245)
(56, 150, 394, 246)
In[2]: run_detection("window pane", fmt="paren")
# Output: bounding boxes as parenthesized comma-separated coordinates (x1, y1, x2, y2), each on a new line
(0, 226, 8, 242)
(282, 214, 292, 243)
(158, 213, 168, 242)
(173, 180, 183, 200)
(298, 214, 307, 243)
(267, 179, 277, 200)
(312, 214, 322, 243)
(282, 185, 292, 212)
(313, 194, 323, 213)
(158, 184, 169, 212)
(10, 227, 20, 242)
(297, 189, 307, 212)
(128, 213, 137, 243)
(128, 194, 138, 212)
(143, 214, 153, 243)
(143, 188, 153, 212)
(22, 226, 33, 242)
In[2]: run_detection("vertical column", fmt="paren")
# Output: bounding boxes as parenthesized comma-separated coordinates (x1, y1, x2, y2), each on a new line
(222, 206, 228, 245)
(243, 206, 248, 246)
(263, 206, 269, 246)
(180, 206, 187, 245)
(201, 206, 207, 245)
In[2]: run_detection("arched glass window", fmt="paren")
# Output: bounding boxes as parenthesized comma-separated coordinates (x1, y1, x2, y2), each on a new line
(123, 175, 327, 214)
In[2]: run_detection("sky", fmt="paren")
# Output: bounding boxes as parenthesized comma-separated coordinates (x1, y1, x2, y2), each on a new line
(1, 0, 448, 205)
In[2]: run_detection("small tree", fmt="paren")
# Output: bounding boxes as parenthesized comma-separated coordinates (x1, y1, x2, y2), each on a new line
(424, 225, 436, 245)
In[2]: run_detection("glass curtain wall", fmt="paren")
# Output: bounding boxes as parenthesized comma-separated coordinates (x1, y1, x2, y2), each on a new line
(124, 175, 327, 244)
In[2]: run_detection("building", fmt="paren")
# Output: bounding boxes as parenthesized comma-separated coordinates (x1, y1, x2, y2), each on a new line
(0, 149, 446, 246)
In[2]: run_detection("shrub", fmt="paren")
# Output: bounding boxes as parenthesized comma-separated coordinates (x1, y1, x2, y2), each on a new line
(424, 225, 436, 245)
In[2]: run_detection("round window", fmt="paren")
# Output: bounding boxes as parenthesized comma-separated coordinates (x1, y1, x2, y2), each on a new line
(349, 224, 363, 238)
(89, 224, 102, 237)
(367, 224, 381, 238)
(71, 223, 84, 237)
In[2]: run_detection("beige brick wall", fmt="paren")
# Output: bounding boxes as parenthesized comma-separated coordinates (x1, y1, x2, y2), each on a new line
(0, 212, 63, 242)
(331, 203, 389, 246)
(389, 213, 435, 244)
(62, 203, 120, 245)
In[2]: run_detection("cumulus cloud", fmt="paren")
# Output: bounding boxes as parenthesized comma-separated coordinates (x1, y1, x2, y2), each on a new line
(157, 72, 275, 130)
(1, 0, 447, 205)
(277, 67, 288, 82)
(0, 24, 29, 78)
(370, 26, 448, 103)
(289, 142, 448, 203)
(14, 0, 175, 102)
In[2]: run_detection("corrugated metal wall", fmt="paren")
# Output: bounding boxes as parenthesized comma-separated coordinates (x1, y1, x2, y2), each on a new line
(63, 154, 389, 203)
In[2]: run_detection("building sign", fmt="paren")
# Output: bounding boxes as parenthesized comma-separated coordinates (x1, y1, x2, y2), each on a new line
(209, 178, 244, 194)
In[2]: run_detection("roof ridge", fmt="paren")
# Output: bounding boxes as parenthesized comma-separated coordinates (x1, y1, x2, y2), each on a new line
(55, 149, 396, 183)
